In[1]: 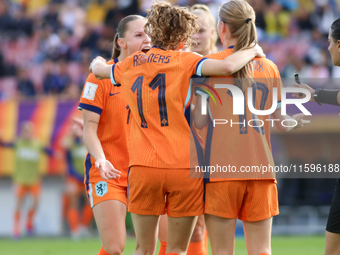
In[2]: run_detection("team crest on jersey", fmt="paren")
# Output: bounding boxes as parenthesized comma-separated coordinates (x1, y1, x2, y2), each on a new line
(95, 181, 108, 197)
(83, 82, 98, 100)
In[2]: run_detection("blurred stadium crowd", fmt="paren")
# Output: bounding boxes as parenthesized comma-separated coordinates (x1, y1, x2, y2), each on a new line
(0, 0, 340, 100)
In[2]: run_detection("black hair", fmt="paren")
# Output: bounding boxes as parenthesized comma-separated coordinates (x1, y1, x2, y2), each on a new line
(331, 18, 340, 42)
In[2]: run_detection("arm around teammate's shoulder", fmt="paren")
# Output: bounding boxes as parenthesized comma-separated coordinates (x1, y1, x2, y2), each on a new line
(200, 44, 265, 76)
(90, 56, 112, 80)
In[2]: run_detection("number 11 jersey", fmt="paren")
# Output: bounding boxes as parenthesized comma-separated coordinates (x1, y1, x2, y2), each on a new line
(111, 46, 207, 169)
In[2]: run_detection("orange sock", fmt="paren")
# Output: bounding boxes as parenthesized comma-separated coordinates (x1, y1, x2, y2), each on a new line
(158, 241, 167, 255)
(187, 240, 205, 255)
(259, 253, 270, 255)
(165, 253, 180, 255)
(62, 195, 69, 219)
(67, 207, 79, 232)
(97, 247, 110, 255)
(81, 205, 93, 227)
(203, 229, 208, 255)
(26, 209, 35, 230)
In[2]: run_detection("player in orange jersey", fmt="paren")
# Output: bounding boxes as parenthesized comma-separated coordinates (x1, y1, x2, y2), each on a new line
(192, 1, 309, 255)
(79, 15, 151, 255)
(157, 5, 217, 255)
(191, 4, 218, 56)
(90, 2, 265, 255)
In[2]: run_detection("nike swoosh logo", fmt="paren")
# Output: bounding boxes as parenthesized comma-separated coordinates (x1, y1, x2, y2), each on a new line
(109, 92, 121, 96)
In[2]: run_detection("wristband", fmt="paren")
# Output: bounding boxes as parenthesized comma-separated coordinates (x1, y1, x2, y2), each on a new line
(313, 89, 322, 105)
(314, 89, 340, 106)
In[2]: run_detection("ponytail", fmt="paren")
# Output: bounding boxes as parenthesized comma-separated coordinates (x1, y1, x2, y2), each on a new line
(112, 33, 120, 59)
(219, 0, 257, 91)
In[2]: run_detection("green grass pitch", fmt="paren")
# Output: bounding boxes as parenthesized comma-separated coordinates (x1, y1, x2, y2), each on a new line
(0, 235, 325, 255)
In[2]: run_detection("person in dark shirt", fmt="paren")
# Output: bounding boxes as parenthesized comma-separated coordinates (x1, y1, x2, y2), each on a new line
(17, 68, 35, 97)
(43, 60, 71, 94)
(293, 18, 340, 255)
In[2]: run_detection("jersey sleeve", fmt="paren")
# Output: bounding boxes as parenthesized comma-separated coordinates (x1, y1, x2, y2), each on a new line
(111, 58, 129, 86)
(182, 52, 209, 77)
(78, 73, 106, 115)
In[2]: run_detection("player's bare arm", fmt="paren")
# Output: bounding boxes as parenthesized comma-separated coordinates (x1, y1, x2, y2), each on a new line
(73, 117, 84, 128)
(272, 109, 310, 132)
(82, 109, 121, 180)
(90, 57, 111, 80)
(201, 44, 265, 76)
(88, 120, 99, 124)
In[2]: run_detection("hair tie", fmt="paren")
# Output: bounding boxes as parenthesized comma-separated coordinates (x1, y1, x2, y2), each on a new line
(246, 18, 252, 24)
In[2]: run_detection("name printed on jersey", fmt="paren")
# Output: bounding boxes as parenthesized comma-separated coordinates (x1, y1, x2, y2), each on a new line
(133, 53, 172, 67)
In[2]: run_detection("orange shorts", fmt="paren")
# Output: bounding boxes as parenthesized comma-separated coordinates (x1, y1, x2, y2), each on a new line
(128, 166, 204, 217)
(16, 183, 41, 198)
(205, 180, 279, 221)
(85, 181, 127, 208)
(65, 177, 84, 195)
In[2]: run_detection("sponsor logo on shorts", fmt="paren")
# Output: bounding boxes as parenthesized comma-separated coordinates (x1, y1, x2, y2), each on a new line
(95, 181, 108, 197)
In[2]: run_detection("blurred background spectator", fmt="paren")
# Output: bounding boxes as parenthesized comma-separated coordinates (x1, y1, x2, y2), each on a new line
(0, 0, 339, 100)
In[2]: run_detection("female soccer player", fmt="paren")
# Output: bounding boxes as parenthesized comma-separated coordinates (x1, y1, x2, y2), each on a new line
(191, 4, 218, 56)
(79, 15, 151, 255)
(158, 5, 217, 255)
(193, 1, 309, 255)
(292, 18, 340, 255)
(90, 2, 265, 255)
(0, 121, 53, 238)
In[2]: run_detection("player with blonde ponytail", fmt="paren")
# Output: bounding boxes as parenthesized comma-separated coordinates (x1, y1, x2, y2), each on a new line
(193, 1, 308, 255)
(90, 1, 266, 254)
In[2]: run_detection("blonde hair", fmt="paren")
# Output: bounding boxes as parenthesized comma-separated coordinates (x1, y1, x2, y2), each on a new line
(112, 15, 145, 59)
(145, 1, 199, 50)
(191, 4, 218, 54)
(219, 0, 257, 90)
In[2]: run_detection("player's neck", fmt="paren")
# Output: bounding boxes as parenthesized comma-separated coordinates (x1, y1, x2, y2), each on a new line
(223, 38, 237, 50)
(200, 48, 210, 56)
(118, 51, 129, 62)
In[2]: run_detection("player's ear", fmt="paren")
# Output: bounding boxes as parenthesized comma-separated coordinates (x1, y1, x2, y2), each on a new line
(118, 38, 127, 50)
(218, 20, 224, 34)
(211, 27, 215, 38)
(218, 20, 227, 45)
(337, 40, 340, 52)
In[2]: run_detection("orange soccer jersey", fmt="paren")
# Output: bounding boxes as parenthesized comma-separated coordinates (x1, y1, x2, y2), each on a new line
(111, 46, 208, 169)
(79, 59, 130, 187)
(194, 46, 282, 181)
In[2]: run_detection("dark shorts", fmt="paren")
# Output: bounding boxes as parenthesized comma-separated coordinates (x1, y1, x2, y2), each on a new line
(326, 179, 340, 233)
